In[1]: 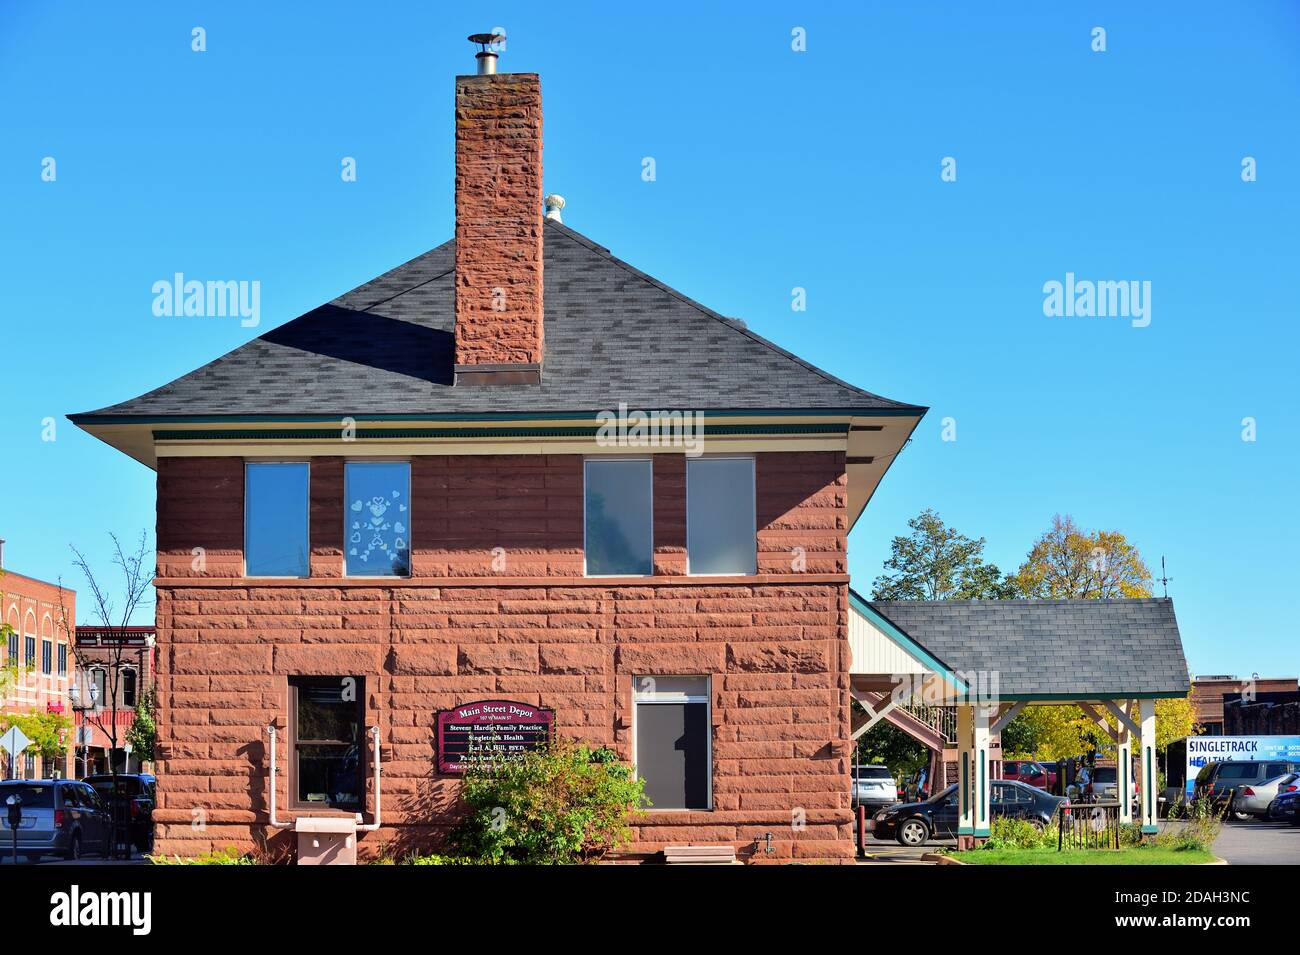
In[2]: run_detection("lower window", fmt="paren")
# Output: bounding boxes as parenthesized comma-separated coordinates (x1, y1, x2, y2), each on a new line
(633, 675, 711, 810)
(289, 676, 365, 810)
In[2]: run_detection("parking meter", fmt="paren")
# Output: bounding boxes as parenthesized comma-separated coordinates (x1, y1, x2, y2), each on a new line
(5, 794, 20, 865)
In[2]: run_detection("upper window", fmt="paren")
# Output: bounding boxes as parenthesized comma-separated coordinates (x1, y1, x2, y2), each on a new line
(57, 644, 67, 676)
(290, 676, 365, 810)
(25, 636, 35, 667)
(245, 462, 310, 577)
(687, 457, 756, 575)
(41, 640, 51, 675)
(345, 462, 411, 576)
(584, 459, 653, 576)
(122, 668, 138, 708)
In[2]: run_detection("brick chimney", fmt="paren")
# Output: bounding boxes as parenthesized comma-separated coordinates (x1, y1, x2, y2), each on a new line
(453, 38, 544, 386)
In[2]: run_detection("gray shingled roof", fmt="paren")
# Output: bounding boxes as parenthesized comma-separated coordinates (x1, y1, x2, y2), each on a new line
(72, 221, 923, 420)
(866, 598, 1190, 698)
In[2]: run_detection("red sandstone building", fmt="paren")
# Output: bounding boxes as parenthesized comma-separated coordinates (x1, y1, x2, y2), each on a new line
(70, 41, 1188, 861)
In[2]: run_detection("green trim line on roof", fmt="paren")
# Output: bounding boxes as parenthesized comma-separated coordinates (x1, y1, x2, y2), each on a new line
(71, 407, 926, 426)
(848, 590, 969, 692)
(151, 422, 853, 441)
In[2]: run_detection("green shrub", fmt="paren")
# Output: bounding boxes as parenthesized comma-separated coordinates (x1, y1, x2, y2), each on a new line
(1152, 795, 1223, 852)
(448, 739, 648, 865)
(408, 853, 510, 865)
(1152, 817, 1221, 852)
(982, 815, 1055, 850)
(150, 846, 257, 865)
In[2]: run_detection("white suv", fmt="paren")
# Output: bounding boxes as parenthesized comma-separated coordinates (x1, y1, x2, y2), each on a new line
(851, 765, 899, 809)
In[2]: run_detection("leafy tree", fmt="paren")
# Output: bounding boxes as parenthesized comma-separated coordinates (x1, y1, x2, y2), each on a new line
(1001, 706, 1094, 760)
(870, 509, 1015, 600)
(0, 711, 72, 761)
(125, 686, 158, 762)
(1011, 514, 1152, 598)
(1154, 697, 1197, 750)
(1001, 697, 1198, 761)
(451, 739, 648, 864)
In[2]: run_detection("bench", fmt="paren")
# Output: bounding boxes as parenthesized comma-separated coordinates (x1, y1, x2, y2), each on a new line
(663, 845, 739, 865)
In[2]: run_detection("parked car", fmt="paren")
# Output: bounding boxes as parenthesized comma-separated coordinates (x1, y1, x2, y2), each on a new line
(1002, 760, 1049, 789)
(1037, 761, 1061, 793)
(1232, 772, 1298, 819)
(1088, 765, 1119, 801)
(83, 773, 156, 855)
(851, 765, 899, 810)
(0, 778, 111, 862)
(1194, 760, 1300, 819)
(870, 780, 1065, 847)
(1267, 789, 1300, 826)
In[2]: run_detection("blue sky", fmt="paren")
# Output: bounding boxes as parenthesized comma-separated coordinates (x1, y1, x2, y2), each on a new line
(1, 2, 1296, 675)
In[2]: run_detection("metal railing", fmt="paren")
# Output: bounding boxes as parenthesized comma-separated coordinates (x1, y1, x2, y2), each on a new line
(898, 701, 957, 744)
(1057, 801, 1122, 851)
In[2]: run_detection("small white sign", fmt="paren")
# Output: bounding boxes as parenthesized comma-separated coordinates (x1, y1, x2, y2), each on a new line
(1, 726, 32, 758)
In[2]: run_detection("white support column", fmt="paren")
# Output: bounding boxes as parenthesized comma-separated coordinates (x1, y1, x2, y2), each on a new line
(957, 704, 974, 838)
(1117, 700, 1134, 825)
(1139, 699, 1157, 834)
(973, 704, 992, 838)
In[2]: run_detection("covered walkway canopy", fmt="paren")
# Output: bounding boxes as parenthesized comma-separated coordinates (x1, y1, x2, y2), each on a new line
(848, 593, 1190, 840)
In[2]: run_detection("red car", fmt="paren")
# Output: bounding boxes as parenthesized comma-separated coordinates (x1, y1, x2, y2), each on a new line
(1002, 760, 1050, 790)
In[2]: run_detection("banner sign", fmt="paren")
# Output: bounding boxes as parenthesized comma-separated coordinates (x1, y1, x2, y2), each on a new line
(436, 700, 554, 775)
(1184, 735, 1300, 797)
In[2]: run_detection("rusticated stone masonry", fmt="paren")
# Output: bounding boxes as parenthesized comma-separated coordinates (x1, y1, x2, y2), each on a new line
(453, 71, 544, 382)
(151, 451, 855, 863)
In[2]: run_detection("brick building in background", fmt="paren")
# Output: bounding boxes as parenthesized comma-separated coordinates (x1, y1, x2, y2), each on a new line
(72, 625, 156, 776)
(0, 540, 75, 779)
(1191, 674, 1299, 735)
(70, 43, 925, 861)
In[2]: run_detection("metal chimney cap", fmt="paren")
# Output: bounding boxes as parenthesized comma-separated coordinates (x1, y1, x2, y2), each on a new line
(543, 194, 565, 222)
(468, 33, 504, 74)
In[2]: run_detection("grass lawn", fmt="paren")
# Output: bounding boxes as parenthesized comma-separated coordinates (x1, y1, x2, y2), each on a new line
(952, 847, 1215, 865)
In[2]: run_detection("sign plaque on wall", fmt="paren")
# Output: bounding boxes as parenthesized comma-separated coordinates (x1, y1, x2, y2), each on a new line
(436, 700, 555, 775)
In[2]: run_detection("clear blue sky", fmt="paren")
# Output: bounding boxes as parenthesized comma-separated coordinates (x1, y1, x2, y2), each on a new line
(2, 2, 1296, 675)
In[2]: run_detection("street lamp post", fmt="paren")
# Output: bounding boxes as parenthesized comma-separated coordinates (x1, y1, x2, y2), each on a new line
(69, 680, 99, 779)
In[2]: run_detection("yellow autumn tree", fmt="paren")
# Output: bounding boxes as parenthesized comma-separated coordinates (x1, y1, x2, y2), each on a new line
(1154, 696, 1198, 750)
(1011, 514, 1152, 598)
(1003, 697, 1198, 760)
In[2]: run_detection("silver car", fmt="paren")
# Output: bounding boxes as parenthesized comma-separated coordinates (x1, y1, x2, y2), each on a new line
(1235, 772, 1300, 819)
(851, 765, 899, 809)
(0, 779, 112, 862)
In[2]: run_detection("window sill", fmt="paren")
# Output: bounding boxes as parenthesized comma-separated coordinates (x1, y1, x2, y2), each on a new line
(155, 572, 850, 587)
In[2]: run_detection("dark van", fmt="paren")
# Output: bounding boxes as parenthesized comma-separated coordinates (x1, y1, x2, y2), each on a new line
(0, 779, 111, 862)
